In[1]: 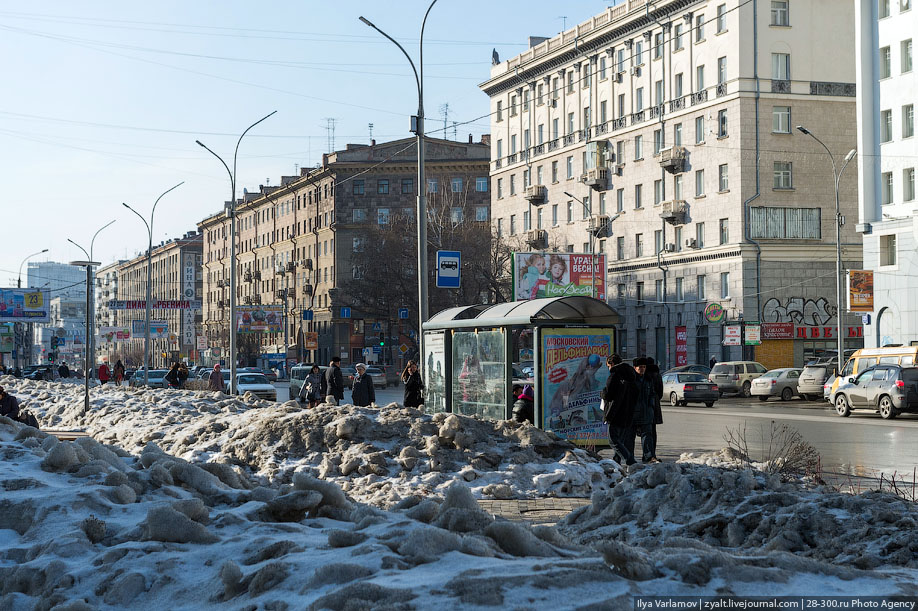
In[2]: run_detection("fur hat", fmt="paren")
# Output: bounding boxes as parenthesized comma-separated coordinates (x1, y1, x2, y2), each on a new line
(633, 357, 648, 367)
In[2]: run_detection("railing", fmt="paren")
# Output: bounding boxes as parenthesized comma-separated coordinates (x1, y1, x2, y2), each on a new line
(716, 83, 728, 97)
(631, 111, 645, 124)
(691, 90, 709, 105)
(612, 117, 627, 131)
(579, 129, 587, 142)
(596, 122, 609, 135)
(494, 159, 502, 169)
(507, 153, 517, 163)
(534, 143, 545, 155)
(563, 133, 576, 146)
(548, 140, 560, 152)
(649, 104, 664, 119)
(771, 80, 791, 93)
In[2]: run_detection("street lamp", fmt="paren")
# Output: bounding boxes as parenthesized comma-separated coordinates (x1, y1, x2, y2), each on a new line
(196, 111, 276, 394)
(18, 249, 49, 289)
(123, 183, 184, 386)
(564, 191, 622, 300)
(796, 125, 857, 373)
(69, 260, 100, 415)
(69, 220, 115, 385)
(360, 0, 438, 378)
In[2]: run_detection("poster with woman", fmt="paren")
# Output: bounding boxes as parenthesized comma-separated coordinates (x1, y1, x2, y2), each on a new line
(512, 252, 606, 301)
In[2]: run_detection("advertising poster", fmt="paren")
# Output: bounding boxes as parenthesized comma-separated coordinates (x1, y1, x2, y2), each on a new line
(0, 326, 13, 353)
(724, 324, 742, 346)
(541, 328, 613, 445)
(513, 253, 606, 301)
(303, 331, 319, 351)
(744, 323, 762, 345)
(848, 270, 874, 313)
(675, 326, 688, 366)
(236, 305, 283, 333)
(0, 288, 50, 323)
(762, 322, 794, 339)
(424, 332, 447, 414)
(98, 327, 132, 343)
(131, 320, 169, 339)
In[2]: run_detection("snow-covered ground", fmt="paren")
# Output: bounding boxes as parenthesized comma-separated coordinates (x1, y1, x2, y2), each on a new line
(1, 377, 916, 609)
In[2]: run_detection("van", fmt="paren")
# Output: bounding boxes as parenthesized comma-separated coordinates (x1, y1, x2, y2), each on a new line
(828, 346, 918, 397)
(708, 361, 768, 397)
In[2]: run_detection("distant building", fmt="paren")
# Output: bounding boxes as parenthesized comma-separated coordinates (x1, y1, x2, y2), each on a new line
(27, 261, 86, 365)
(94, 260, 126, 366)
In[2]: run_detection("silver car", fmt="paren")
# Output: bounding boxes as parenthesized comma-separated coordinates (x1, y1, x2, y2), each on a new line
(751, 368, 802, 401)
(798, 361, 836, 401)
(831, 365, 918, 419)
(662, 372, 720, 407)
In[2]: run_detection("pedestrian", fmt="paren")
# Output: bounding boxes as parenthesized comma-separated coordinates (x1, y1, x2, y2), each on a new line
(298, 364, 323, 408)
(13, 367, 21, 378)
(178, 362, 189, 389)
(709, 355, 717, 369)
(98, 362, 111, 385)
(644, 357, 664, 462)
(208, 364, 225, 392)
(0, 385, 19, 420)
(165, 363, 181, 389)
(324, 356, 344, 405)
(402, 360, 424, 408)
(512, 384, 535, 424)
(602, 354, 638, 466)
(631, 357, 659, 464)
(113, 360, 125, 386)
(350, 363, 375, 407)
(58, 362, 70, 379)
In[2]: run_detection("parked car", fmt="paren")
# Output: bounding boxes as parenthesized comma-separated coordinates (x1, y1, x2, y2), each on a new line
(662, 372, 719, 407)
(24, 365, 55, 381)
(518, 360, 534, 377)
(377, 365, 401, 387)
(235, 373, 277, 401)
(827, 346, 918, 398)
(129, 369, 169, 388)
(260, 369, 278, 383)
(751, 368, 803, 401)
(831, 365, 918, 419)
(664, 364, 712, 377)
(708, 361, 768, 397)
(798, 361, 836, 401)
(364, 366, 387, 389)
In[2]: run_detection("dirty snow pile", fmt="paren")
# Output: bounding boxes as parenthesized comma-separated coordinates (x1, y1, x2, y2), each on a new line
(2, 419, 916, 610)
(2, 378, 621, 507)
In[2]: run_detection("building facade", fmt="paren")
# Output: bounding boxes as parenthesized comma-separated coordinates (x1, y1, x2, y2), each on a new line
(482, 0, 863, 369)
(94, 260, 126, 366)
(856, 0, 917, 347)
(198, 136, 491, 368)
(27, 261, 87, 365)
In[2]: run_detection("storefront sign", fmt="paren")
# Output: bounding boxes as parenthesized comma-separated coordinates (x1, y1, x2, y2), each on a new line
(675, 326, 688, 366)
(107, 300, 201, 310)
(0, 327, 13, 353)
(513, 252, 606, 301)
(98, 327, 132, 343)
(704, 302, 725, 323)
(744, 323, 762, 346)
(762, 322, 794, 340)
(196, 335, 207, 350)
(848, 270, 874, 313)
(724, 324, 742, 346)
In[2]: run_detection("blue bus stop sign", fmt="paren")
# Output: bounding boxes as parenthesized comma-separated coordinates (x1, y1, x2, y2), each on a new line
(436, 250, 461, 288)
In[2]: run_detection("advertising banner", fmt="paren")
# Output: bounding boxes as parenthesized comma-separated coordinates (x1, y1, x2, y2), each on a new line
(0, 288, 51, 323)
(762, 322, 794, 339)
(724, 324, 742, 346)
(423, 331, 447, 414)
(107, 300, 202, 310)
(848, 270, 874, 313)
(196, 335, 207, 350)
(131, 320, 169, 339)
(182, 254, 196, 346)
(304, 331, 319, 351)
(744, 323, 762, 346)
(236, 306, 283, 333)
(513, 253, 606, 301)
(0, 327, 13, 353)
(98, 327, 132, 343)
(541, 328, 613, 445)
(675, 326, 688, 366)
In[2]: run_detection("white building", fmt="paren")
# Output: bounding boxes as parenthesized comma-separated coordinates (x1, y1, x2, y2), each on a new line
(26, 261, 87, 364)
(856, 0, 918, 347)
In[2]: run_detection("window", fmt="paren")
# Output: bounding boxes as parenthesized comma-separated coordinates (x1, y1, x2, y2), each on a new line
(696, 222, 705, 248)
(674, 174, 683, 200)
(568, 112, 575, 134)
(881, 110, 893, 142)
(377, 179, 389, 194)
(696, 65, 705, 91)
(717, 57, 727, 85)
(523, 88, 530, 111)
(536, 166, 543, 186)
(675, 226, 683, 251)
(750, 207, 822, 238)
(552, 118, 559, 140)
(599, 56, 607, 80)
(654, 32, 664, 59)
(635, 234, 644, 257)
(537, 207, 543, 229)
(636, 87, 644, 112)
(511, 134, 517, 155)
(353, 179, 365, 195)
(524, 169, 530, 187)
(676, 277, 684, 301)
(353, 208, 366, 222)
(582, 195, 591, 219)
(720, 272, 730, 298)
(567, 70, 575, 93)
(583, 108, 591, 129)
(510, 95, 517, 116)
(655, 279, 663, 302)
(653, 129, 664, 155)
(616, 236, 625, 260)
(378, 208, 390, 224)
(771, 0, 789, 25)
(675, 73, 684, 98)
(719, 218, 729, 244)
(654, 229, 663, 254)
(880, 47, 891, 79)
(695, 116, 705, 143)
(510, 214, 517, 234)
(496, 178, 503, 198)
(717, 109, 728, 137)
(523, 210, 530, 231)
(599, 239, 606, 254)
(600, 101, 607, 124)
(552, 161, 559, 183)
(401, 178, 413, 194)
(496, 140, 503, 160)
(567, 201, 574, 223)
(537, 124, 544, 145)
(904, 0, 912, 11)
(617, 48, 625, 73)
(655, 80, 664, 106)
(718, 164, 729, 192)
(716, 4, 727, 32)
(635, 184, 643, 209)
(674, 123, 683, 146)
(636, 282, 645, 304)
(905, 168, 916, 201)
(880, 234, 897, 266)
(617, 140, 624, 164)
(903, 39, 913, 73)
(523, 129, 531, 150)
(880, 0, 890, 16)
(599, 192, 606, 215)
(654, 179, 664, 205)
(774, 161, 793, 189)
(903, 104, 914, 138)
(695, 169, 705, 197)
(583, 64, 591, 88)
(510, 174, 516, 195)
(553, 77, 560, 99)
(475, 206, 488, 222)
(352, 237, 364, 252)
(635, 40, 644, 65)
(552, 204, 559, 226)
(772, 53, 790, 80)
(496, 100, 503, 122)
(616, 188, 624, 213)
(773, 106, 791, 133)
(617, 284, 626, 305)
(695, 14, 705, 42)
(882, 172, 894, 204)
(496, 218, 503, 237)
(634, 135, 643, 160)
(674, 24, 684, 50)
(618, 93, 625, 117)
(697, 275, 707, 300)
(566, 156, 574, 179)
(476, 177, 488, 192)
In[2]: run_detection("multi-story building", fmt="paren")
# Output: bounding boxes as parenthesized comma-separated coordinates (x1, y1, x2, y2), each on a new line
(27, 261, 86, 365)
(115, 232, 202, 367)
(482, 0, 863, 369)
(94, 260, 126, 366)
(856, 0, 917, 347)
(199, 136, 491, 368)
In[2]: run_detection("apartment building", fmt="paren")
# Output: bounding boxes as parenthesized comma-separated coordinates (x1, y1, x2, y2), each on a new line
(482, 0, 863, 368)
(856, 0, 918, 347)
(198, 136, 490, 368)
(27, 261, 86, 365)
(94, 260, 126, 365)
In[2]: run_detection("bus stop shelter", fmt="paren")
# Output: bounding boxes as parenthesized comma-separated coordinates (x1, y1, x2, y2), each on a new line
(421, 296, 621, 445)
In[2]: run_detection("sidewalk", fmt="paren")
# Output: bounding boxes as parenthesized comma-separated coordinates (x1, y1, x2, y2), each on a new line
(477, 497, 592, 525)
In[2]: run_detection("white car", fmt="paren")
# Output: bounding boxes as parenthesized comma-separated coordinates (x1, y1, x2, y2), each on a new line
(235, 373, 277, 401)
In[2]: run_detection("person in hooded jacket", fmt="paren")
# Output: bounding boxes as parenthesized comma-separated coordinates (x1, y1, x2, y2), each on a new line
(631, 357, 660, 463)
(350, 363, 375, 407)
(512, 385, 535, 424)
(325, 357, 345, 405)
(208, 364, 225, 392)
(602, 354, 638, 466)
(402, 361, 424, 408)
(645, 357, 664, 462)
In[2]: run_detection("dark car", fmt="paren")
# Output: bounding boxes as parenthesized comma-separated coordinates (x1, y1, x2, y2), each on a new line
(376, 365, 401, 387)
(831, 365, 918, 419)
(664, 364, 712, 377)
(24, 365, 55, 381)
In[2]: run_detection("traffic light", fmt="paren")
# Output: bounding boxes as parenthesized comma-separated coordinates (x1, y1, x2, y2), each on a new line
(378, 332, 385, 347)
(48, 352, 55, 363)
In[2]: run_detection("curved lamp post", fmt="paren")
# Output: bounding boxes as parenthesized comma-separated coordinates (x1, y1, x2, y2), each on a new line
(196, 111, 276, 394)
(123, 183, 184, 386)
(796, 125, 856, 373)
(16, 248, 48, 368)
(18, 249, 49, 289)
(359, 1, 438, 376)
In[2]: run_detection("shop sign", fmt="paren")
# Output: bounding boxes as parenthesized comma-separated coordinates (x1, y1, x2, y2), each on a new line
(675, 326, 688, 366)
(762, 322, 794, 340)
(724, 324, 742, 346)
(744, 323, 761, 346)
(704, 302, 725, 323)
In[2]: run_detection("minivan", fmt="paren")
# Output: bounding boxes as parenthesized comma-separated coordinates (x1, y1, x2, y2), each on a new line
(708, 361, 768, 397)
(828, 347, 918, 398)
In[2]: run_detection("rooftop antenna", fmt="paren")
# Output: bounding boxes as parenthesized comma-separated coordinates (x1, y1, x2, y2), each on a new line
(324, 118, 337, 153)
(439, 103, 450, 138)
(452, 121, 458, 141)
(294, 163, 299, 175)
(368, 123, 374, 143)
(559, 16, 568, 31)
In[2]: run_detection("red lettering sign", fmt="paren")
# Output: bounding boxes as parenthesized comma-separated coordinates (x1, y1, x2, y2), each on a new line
(675, 326, 687, 366)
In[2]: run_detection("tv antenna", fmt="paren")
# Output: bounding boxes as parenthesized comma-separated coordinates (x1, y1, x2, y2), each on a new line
(324, 118, 337, 153)
(368, 122, 374, 142)
(559, 16, 568, 31)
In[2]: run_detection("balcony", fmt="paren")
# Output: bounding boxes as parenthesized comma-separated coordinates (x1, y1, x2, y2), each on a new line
(649, 104, 664, 119)
(595, 122, 609, 135)
(660, 200, 688, 225)
(507, 153, 517, 163)
(612, 117, 627, 131)
(581, 168, 609, 191)
(494, 158, 502, 169)
(524, 184, 547, 204)
(659, 146, 687, 174)
(691, 90, 708, 105)
(631, 111, 645, 124)
(548, 139, 560, 152)
(563, 133, 576, 146)
(716, 83, 728, 97)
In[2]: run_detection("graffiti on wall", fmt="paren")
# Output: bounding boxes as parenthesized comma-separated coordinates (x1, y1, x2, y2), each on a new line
(762, 297, 836, 326)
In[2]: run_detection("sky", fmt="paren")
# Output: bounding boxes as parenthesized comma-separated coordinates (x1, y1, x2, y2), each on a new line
(0, 1, 620, 290)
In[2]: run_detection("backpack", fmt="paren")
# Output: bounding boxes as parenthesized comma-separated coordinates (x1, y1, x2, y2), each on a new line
(18, 410, 39, 429)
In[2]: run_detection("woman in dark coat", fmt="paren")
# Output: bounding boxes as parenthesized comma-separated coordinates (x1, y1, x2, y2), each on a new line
(350, 363, 376, 407)
(165, 363, 181, 389)
(402, 360, 424, 408)
(512, 385, 535, 424)
(298, 364, 323, 408)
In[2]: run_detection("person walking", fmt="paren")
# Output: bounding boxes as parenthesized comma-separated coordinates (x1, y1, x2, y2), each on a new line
(602, 354, 638, 466)
(165, 363, 180, 389)
(324, 356, 344, 405)
(113, 360, 125, 386)
(644, 357, 664, 462)
(631, 357, 659, 464)
(709, 355, 717, 369)
(177, 362, 189, 389)
(98, 362, 111, 385)
(350, 363, 375, 407)
(58, 362, 70, 379)
(208, 364, 225, 392)
(402, 360, 424, 408)
(512, 384, 535, 424)
(298, 364, 323, 408)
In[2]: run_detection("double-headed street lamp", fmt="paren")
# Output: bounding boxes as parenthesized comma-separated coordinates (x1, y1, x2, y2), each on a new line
(360, 0, 438, 377)
(123, 183, 184, 386)
(564, 191, 622, 300)
(796, 125, 856, 373)
(196, 111, 276, 395)
(69, 220, 115, 388)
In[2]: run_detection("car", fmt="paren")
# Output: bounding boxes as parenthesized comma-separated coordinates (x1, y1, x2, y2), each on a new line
(751, 368, 803, 401)
(827, 346, 918, 398)
(831, 365, 918, 419)
(376, 365, 401, 387)
(24, 365, 55, 381)
(235, 373, 277, 401)
(364, 366, 387, 389)
(708, 361, 768, 397)
(662, 372, 719, 407)
(798, 361, 837, 401)
(260, 369, 278, 383)
(517, 360, 534, 377)
(664, 364, 712, 377)
(289, 364, 328, 398)
(129, 369, 169, 388)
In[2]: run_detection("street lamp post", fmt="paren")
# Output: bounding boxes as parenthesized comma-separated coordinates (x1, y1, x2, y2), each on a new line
(18, 249, 49, 289)
(69, 260, 100, 414)
(196, 111, 276, 395)
(123, 183, 184, 386)
(796, 126, 856, 373)
(360, 0, 438, 378)
(69, 220, 115, 384)
(564, 191, 622, 300)
(16, 248, 48, 368)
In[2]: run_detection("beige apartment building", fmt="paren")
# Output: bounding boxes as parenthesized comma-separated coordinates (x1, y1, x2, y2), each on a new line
(481, 0, 863, 370)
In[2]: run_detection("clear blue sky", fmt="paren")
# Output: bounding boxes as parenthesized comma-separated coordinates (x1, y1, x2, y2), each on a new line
(0, 1, 616, 289)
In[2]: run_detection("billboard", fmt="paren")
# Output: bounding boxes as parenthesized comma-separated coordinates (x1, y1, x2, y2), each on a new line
(540, 328, 613, 445)
(131, 320, 170, 339)
(513, 252, 606, 301)
(236, 305, 283, 333)
(0, 326, 13, 353)
(848, 270, 874, 313)
(0, 288, 50, 323)
(98, 327, 132, 343)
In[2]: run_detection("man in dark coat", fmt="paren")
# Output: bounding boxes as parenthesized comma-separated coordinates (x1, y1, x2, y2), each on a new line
(58, 362, 70, 379)
(0, 386, 20, 420)
(602, 354, 638, 465)
(350, 363, 375, 407)
(325, 356, 344, 405)
(631, 357, 659, 463)
(645, 357, 664, 463)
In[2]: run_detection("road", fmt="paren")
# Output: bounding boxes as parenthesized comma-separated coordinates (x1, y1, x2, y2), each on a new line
(274, 382, 917, 482)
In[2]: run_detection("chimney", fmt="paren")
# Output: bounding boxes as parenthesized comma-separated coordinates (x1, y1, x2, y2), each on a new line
(371, 139, 376, 146)
(468, 134, 473, 144)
